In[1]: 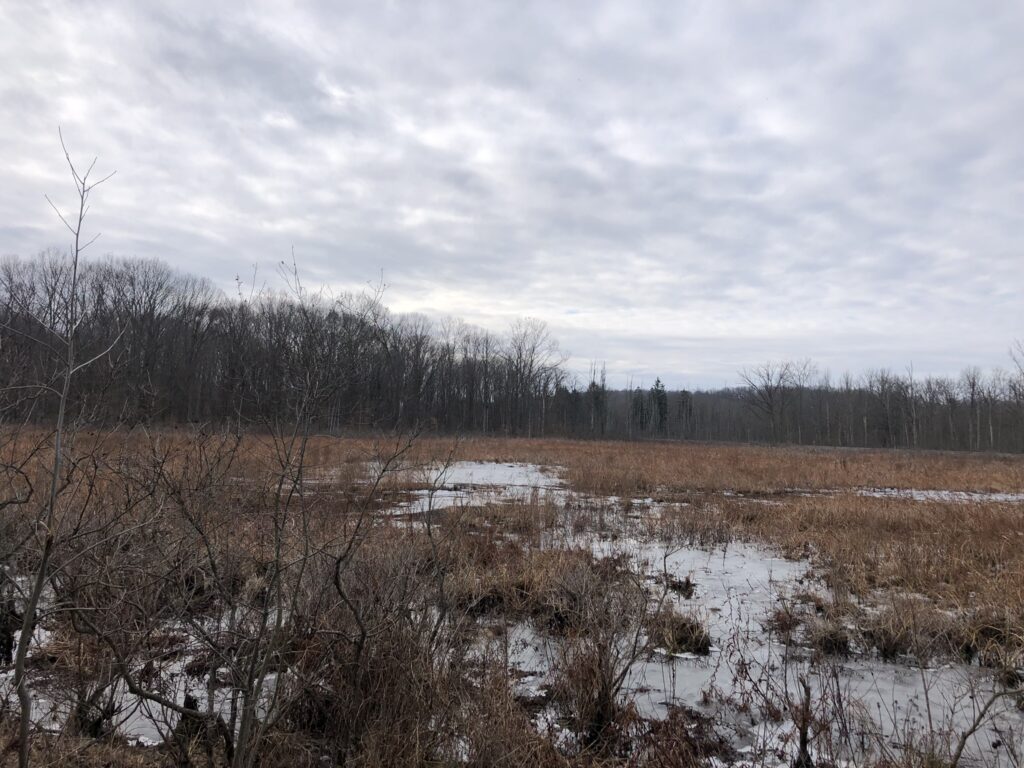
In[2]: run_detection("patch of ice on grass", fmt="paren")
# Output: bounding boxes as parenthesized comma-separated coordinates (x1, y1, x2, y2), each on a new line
(500, 534, 1023, 765)
(437, 461, 563, 489)
(388, 461, 566, 515)
(857, 487, 1024, 503)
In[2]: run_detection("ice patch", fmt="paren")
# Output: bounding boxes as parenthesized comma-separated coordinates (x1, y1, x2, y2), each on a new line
(389, 461, 565, 514)
(856, 487, 1024, 503)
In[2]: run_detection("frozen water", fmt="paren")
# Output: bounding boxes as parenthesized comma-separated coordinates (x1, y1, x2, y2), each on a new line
(388, 461, 566, 515)
(856, 487, 1024, 503)
(435, 461, 563, 489)
(497, 535, 1023, 765)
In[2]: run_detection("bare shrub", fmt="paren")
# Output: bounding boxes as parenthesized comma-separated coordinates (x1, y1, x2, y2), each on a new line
(546, 552, 657, 754)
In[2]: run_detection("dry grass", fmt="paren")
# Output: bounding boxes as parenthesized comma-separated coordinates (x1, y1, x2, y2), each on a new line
(433, 437, 1024, 672)
(284, 434, 1024, 626)
(7, 427, 1023, 489)
(4, 428, 1024, 764)
(805, 617, 851, 656)
(8, 428, 1019, 648)
(415, 436, 1024, 494)
(647, 609, 712, 656)
(0, 716, 165, 767)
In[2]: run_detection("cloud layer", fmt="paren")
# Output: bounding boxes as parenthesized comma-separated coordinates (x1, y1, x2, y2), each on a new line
(2, 1, 1022, 387)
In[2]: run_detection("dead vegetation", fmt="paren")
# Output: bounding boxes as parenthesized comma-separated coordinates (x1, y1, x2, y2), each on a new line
(647, 609, 712, 656)
(2, 430, 1023, 766)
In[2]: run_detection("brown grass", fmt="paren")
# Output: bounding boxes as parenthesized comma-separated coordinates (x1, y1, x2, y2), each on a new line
(647, 609, 712, 656)
(413, 436, 1024, 494)
(5, 428, 1024, 764)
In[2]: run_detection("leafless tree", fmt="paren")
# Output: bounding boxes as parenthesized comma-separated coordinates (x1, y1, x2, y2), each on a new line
(6, 131, 118, 767)
(739, 361, 795, 443)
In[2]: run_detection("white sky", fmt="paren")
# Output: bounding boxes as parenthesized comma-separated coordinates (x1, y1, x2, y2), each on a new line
(2, 1, 1022, 388)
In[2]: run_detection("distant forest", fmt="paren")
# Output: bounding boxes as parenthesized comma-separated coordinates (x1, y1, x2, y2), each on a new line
(3, 251, 1022, 453)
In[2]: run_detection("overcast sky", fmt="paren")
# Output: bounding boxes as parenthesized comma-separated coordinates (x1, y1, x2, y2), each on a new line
(2, 2, 1021, 388)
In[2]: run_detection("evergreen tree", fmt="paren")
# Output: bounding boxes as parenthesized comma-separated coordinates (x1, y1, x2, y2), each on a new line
(651, 378, 669, 435)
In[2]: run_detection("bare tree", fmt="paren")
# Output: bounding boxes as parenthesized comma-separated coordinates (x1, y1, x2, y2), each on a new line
(8, 131, 117, 767)
(739, 361, 795, 443)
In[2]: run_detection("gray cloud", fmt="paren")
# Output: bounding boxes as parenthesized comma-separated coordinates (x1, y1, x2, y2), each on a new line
(2, 1, 1021, 387)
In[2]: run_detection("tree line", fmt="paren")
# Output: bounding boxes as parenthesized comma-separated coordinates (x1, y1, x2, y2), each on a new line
(593, 361, 1024, 453)
(0, 251, 567, 436)
(3, 251, 1022, 452)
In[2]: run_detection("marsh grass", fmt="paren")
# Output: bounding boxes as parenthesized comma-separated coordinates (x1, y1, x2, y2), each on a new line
(3, 429, 1024, 765)
(647, 608, 712, 656)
